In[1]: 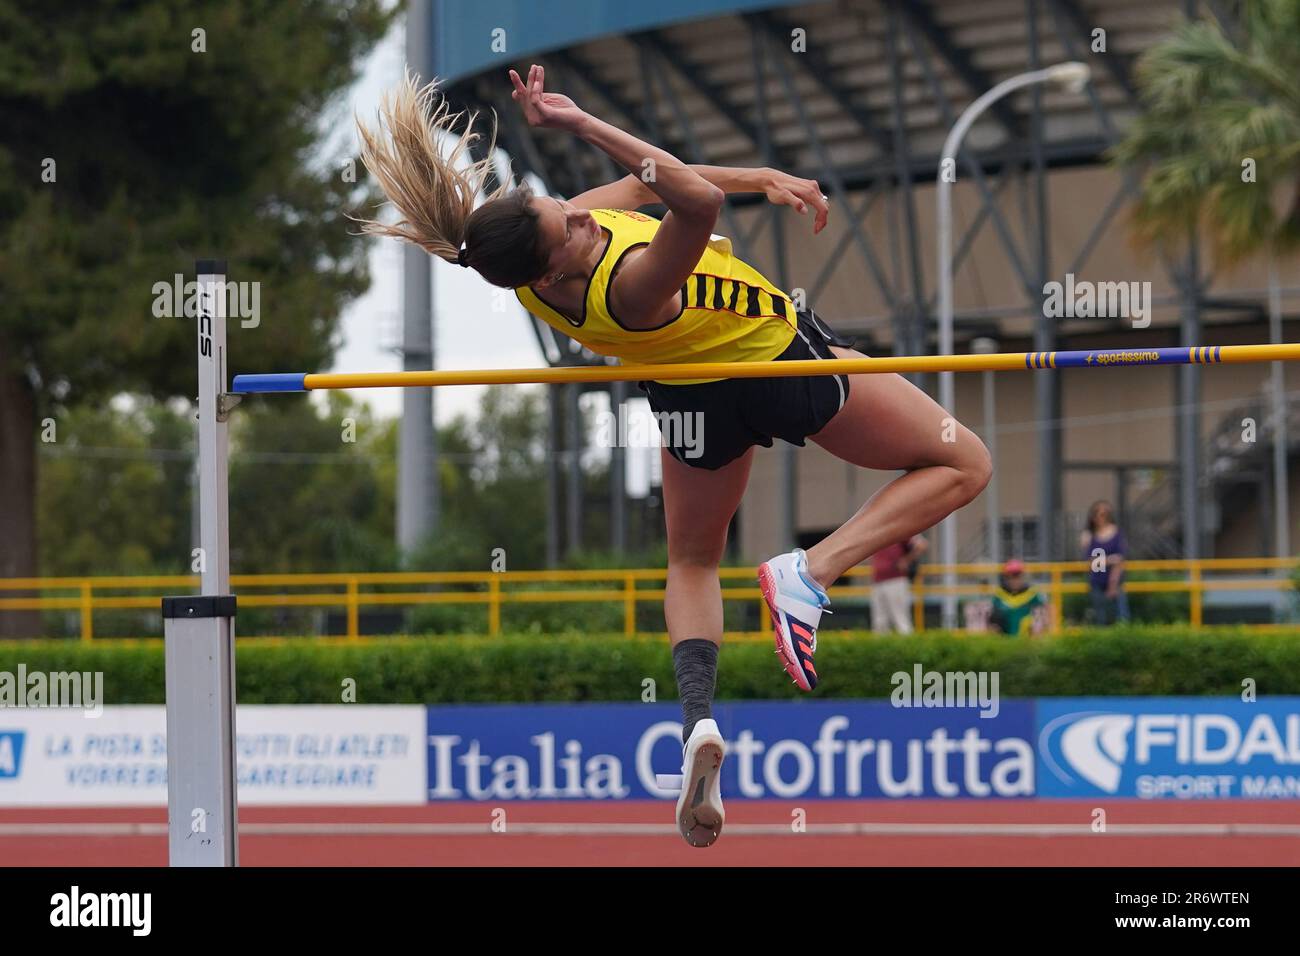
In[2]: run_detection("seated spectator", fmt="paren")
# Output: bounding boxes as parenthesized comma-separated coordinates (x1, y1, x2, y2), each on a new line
(990, 559, 1045, 636)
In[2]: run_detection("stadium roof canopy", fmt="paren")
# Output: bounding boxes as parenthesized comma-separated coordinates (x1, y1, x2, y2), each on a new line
(434, 0, 1210, 198)
(429, 0, 1242, 358)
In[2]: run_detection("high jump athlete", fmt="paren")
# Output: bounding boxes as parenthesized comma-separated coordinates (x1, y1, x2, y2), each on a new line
(356, 67, 991, 847)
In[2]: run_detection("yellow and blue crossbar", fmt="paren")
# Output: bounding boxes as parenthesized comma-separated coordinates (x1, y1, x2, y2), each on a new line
(231, 343, 1300, 393)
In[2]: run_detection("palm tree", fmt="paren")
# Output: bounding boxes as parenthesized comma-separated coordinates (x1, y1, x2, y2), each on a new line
(1112, 0, 1300, 260)
(1111, 0, 1300, 561)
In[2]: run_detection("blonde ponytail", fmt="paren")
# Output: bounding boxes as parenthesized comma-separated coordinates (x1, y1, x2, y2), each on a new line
(354, 71, 509, 263)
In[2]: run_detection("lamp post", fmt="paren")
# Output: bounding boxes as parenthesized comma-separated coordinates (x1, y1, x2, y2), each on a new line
(936, 61, 1090, 629)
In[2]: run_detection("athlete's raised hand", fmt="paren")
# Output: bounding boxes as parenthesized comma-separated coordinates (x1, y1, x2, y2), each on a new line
(762, 169, 830, 234)
(509, 65, 587, 133)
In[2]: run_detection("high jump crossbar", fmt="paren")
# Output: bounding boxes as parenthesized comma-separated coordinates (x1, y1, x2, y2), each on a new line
(231, 343, 1300, 392)
(168, 261, 1300, 867)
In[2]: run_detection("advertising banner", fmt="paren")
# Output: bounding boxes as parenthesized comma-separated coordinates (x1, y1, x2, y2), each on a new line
(4, 698, 1296, 806)
(0, 706, 426, 806)
(426, 700, 1036, 801)
(1036, 697, 1300, 799)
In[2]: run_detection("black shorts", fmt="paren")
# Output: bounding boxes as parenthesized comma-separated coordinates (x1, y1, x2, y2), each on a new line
(639, 310, 853, 470)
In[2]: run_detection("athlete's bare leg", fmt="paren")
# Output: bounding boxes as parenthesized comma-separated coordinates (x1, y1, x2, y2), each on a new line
(660, 447, 754, 646)
(802, 347, 991, 588)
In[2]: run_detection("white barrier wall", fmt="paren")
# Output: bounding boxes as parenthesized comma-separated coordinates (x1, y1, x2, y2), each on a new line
(0, 706, 427, 806)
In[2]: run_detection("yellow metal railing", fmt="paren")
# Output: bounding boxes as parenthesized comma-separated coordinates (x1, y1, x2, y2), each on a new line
(0, 558, 1295, 641)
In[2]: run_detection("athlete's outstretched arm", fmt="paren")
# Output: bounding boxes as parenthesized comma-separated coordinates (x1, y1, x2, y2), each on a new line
(573, 166, 829, 234)
(568, 174, 654, 211)
(687, 166, 830, 234)
(511, 64, 720, 326)
(510, 66, 719, 215)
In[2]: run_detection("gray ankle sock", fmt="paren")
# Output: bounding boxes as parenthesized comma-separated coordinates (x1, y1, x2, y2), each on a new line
(673, 639, 719, 745)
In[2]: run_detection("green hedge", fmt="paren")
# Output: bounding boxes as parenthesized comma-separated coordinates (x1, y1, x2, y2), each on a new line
(3, 627, 1299, 703)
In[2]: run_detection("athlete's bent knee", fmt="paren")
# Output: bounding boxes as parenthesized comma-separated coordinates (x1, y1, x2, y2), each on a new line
(954, 436, 992, 503)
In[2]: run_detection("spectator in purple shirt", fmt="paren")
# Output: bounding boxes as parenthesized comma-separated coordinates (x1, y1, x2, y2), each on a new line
(1080, 500, 1129, 625)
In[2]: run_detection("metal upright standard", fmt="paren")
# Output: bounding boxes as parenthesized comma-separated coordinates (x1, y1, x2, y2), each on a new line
(161, 261, 239, 866)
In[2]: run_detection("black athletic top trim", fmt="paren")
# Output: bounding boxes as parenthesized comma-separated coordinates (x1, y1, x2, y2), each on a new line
(528, 226, 615, 329)
(604, 241, 685, 332)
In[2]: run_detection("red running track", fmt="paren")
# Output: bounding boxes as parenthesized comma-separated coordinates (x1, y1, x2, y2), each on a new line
(2, 801, 1298, 866)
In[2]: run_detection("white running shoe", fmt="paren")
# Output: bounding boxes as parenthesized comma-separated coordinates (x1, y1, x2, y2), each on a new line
(758, 548, 831, 692)
(676, 719, 725, 848)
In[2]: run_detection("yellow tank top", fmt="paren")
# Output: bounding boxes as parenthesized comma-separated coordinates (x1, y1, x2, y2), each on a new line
(514, 208, 797, 384)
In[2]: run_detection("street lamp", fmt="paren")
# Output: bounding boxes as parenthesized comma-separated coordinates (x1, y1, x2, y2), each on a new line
(935, 61, 1090, 630)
